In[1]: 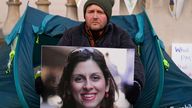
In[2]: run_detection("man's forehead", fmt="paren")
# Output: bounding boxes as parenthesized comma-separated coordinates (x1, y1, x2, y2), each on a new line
(86, 4, 104, 10)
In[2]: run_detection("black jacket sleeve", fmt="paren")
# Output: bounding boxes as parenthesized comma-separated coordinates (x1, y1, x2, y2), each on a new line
(57, 29, 72, 46)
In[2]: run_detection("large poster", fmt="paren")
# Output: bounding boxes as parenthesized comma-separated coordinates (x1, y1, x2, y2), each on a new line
(172, 43, 192, 78)
(40, 46, 135, 108)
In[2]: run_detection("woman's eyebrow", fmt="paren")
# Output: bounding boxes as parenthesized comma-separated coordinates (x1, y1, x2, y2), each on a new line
(91, 72, 103, 76)
(71, 74, 83, 77)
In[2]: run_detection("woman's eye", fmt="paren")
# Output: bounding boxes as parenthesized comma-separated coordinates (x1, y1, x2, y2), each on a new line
(73, 76, 84, 83)
(91, 75, 100, 81)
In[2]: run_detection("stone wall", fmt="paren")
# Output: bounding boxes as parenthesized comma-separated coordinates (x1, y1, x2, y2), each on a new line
(0, 0, 192, 55)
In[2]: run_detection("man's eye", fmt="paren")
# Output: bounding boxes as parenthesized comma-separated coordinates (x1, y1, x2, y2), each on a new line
(97, 11, 104, 14)
(87, 10, 94, 14)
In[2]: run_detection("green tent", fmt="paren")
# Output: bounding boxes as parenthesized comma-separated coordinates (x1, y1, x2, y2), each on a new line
(0, 6, 192, 108)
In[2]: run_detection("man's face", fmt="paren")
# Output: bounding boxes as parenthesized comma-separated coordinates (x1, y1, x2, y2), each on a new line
(85, 4, 108, 31)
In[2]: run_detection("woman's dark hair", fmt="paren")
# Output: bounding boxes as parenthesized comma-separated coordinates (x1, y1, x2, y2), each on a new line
(58, 47, 118, 108)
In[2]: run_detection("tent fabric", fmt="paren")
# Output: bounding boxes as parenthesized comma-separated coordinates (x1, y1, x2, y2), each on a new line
(110, 14, 165, 108)
(1, 6, 192, 108)
(0, 43, 22, 108)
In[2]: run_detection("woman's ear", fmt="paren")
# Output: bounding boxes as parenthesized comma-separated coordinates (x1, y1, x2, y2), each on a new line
(105, 78, 110, 92)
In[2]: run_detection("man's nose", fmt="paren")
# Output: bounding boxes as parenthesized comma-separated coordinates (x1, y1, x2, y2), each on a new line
(93, 12, 98, 18)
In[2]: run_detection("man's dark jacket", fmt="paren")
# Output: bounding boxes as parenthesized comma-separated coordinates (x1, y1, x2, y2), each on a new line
(58, 22, 145, 104)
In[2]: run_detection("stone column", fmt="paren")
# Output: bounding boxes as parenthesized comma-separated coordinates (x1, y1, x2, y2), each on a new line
(66, 0, 78, 20)
(35, 0, 51, 13)
(133, 0, 145, 14)
(120, 0, 143, 15)
(143, 0, 152, 9)
(120, 0, 128, 15)
(75, 0, 89, 21)
(2, 0, 21, 37)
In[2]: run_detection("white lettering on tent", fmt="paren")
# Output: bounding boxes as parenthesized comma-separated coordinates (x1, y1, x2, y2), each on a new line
(172, 43, 192, 79)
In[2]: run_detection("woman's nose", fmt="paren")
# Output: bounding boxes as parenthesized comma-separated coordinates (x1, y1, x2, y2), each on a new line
(83, 80, 93, 90)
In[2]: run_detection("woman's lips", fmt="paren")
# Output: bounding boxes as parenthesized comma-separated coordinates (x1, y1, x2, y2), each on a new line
(81, 93, 96, 102)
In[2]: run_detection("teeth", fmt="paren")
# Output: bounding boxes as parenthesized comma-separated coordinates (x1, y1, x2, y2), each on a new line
(81, 94, 96, 101)
(83, 94, 94, 98)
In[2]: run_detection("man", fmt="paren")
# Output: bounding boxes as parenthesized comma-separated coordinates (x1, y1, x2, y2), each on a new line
(58, 0, 145, 104)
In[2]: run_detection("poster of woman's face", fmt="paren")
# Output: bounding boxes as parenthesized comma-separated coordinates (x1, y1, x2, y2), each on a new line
(39, 46, 135, 108)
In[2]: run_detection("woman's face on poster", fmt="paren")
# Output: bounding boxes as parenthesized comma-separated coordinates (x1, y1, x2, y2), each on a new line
(70, 59, 109, 108)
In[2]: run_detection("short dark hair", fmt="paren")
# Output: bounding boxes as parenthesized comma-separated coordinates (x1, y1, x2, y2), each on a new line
(58, 47, 118, 108)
